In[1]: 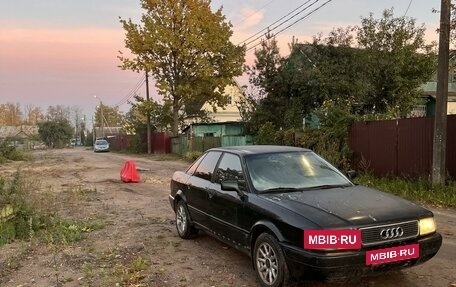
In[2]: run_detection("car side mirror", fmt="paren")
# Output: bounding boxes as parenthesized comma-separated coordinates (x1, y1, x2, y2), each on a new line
(346, 170, 357, 180)
(221, 180, 245, 198)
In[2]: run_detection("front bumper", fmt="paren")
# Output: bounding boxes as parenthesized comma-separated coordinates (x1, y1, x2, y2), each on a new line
(94, 147, 109, 152)
(281, 232, 442, 280)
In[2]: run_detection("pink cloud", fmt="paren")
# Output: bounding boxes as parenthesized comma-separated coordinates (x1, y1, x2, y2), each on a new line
(0, 27, 144, 114)
(236, 7, 264, 30)
(0, 27, 128, 74)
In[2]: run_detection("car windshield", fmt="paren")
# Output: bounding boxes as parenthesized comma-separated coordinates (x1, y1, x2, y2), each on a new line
(245, 151, 352, 193)
(95, 140, 108, 145)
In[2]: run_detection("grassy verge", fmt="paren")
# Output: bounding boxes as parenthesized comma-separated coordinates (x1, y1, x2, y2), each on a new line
(0, 140, 30, 163)
(0, 171, 106, 285)
(1, 171, 104, 246)
(354, 174, 456, 208)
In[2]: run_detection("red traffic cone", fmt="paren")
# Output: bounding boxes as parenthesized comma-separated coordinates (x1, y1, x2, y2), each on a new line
(120, 160, 141, 183)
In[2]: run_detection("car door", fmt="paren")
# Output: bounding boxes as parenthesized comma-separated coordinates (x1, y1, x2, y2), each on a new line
(207, 152, 248, 247)
(185, 151, 222, 229)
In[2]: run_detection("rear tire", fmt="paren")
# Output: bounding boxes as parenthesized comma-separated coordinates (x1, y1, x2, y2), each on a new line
(254, 233, 291, 287)
(175, 200, 197, 239)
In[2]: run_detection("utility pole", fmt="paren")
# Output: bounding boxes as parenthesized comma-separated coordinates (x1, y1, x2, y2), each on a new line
(146, 71, 152, 154)
(75, 111, 79, 145)
(94, 95, 105, 139)
(100, 102, 105, 139)
(92, 115, 96, 144)
(432, 0, 451, 186)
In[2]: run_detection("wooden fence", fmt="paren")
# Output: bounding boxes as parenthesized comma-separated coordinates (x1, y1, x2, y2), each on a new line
(171, 135, 253, 156)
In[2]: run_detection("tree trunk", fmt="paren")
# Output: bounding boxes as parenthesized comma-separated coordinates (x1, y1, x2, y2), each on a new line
(172, 98, 179, 136)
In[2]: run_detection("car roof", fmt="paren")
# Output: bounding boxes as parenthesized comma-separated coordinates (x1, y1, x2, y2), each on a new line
(207, 145, 311, 156)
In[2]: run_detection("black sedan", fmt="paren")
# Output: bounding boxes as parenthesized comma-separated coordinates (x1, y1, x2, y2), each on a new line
(169, 146, 442, 287)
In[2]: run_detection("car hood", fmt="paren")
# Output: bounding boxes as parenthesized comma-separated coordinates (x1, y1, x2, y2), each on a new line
(260, 185, 431, 228)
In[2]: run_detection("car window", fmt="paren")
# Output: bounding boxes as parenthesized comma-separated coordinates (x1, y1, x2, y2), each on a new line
(214, 153, 245, 187)
(95, 140, 108, 145)
(186, 153, 206, 175)
(194, 151, 222, 181)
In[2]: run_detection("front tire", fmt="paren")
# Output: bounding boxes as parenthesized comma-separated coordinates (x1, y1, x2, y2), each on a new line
(175, 200, 197, 239)
(254, 233, 290, 287)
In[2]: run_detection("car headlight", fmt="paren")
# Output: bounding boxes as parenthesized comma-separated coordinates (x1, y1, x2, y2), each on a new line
(419, 217, 436, 236)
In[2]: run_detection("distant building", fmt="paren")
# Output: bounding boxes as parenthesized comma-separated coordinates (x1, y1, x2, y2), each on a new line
(172, 121, 252, 155)
(183, 121, 248, 138)
(418, 50, 456, 116)
(0, 125, 40, 149)
(93, 126, 122, 139)
(201, 84, 245, 122)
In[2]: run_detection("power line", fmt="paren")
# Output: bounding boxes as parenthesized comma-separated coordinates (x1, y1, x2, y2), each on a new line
(114, 0, 333, 108)
(114, 74, 146, 107)
(234, 0, 277, 27)
(238, 0, 317, 46)
(404, 0, 413, 16)
(242, 0, 321, 49)
(115, 77, 144, 107)
(246, 0, 334, 52)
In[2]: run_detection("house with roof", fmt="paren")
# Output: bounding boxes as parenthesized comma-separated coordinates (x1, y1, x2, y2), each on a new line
(0, 125, 40, 149)
(200, 84, 245, 122)
(171, 121, 253, 155)
(418, 51, 456, 116)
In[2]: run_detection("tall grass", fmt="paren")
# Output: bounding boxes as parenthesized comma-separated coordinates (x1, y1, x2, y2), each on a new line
(0, 140, 30, 163)
(354, 174, 456, 208)
(1, 172, 103, 246)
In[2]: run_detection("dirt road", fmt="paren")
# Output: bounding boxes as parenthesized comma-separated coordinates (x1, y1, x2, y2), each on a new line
(0, 148, 455, 287)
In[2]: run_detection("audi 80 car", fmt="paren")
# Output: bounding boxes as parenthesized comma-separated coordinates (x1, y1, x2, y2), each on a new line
(169, 146, 442, 287)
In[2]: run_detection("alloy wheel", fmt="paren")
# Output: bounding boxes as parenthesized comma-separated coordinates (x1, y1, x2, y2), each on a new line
(176, 203, 187, 235)
(256, 241, 279, 285)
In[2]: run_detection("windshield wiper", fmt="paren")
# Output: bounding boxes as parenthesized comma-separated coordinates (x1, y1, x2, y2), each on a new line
(301, 184, 352, 190)
(261, 187, 301, 193)
(261, 184, 352, 193)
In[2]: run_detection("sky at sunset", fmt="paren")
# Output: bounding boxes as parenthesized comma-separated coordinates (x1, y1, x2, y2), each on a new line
(0, 0, 442, 121)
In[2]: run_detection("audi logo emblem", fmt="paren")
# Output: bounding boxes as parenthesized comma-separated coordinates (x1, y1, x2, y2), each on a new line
(380, 227, 404, 239)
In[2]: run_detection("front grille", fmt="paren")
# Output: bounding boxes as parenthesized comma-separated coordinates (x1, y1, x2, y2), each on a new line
(360, 220, 419, 246)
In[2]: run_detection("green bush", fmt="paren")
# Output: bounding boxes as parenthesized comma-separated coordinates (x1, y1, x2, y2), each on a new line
(0, 140, 29, 162)
(0, 173, 54, 245)
(1, 172, 105, 247)
(0, 173, 29, 245)
(38, 119, 74, 148)
(255, 122, 296, 146)
(255, 122, 277, 145)
(126, 135, 147, 154)
(0, 221, 16, 246)
(184, 151, 202, 162)
(299, 100, 356, 169)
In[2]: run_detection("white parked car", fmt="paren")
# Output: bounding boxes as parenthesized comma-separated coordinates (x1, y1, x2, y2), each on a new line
(93, 139, 110, 152)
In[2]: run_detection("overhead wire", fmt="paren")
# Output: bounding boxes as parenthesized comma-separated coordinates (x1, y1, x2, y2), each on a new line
(233, 0, 278, 27)
(114, 74, 146, 107)
(245, 0, 334, 52)
(237, 0, 317, 46)
(404, 0, 413, 16)
(115, 0, 334, 106)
